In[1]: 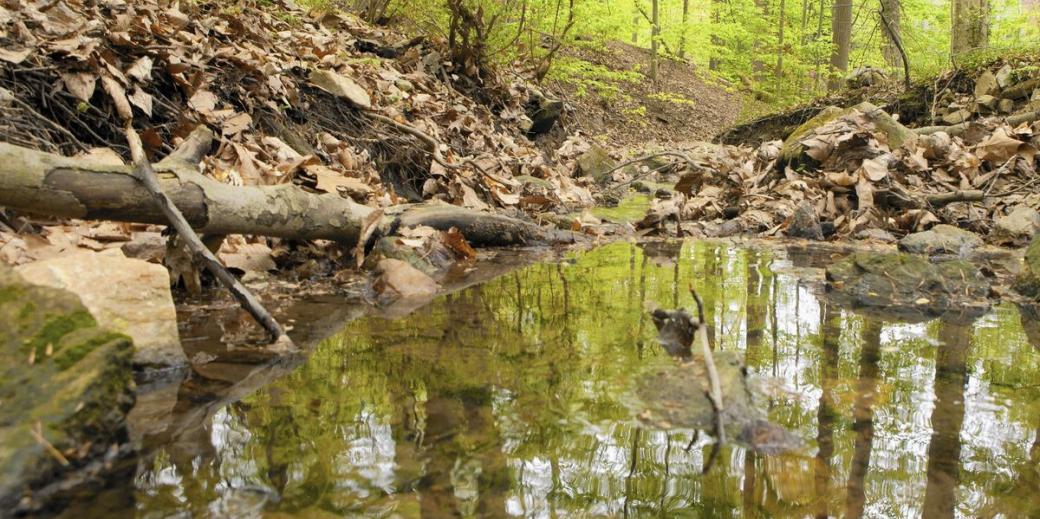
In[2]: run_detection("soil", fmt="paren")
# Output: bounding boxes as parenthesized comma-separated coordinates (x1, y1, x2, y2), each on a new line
(543, 41, 741, 148)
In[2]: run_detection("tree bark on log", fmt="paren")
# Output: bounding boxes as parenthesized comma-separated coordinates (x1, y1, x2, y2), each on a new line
(913, 109, 1040, 136)
(0, 128, 577, 248)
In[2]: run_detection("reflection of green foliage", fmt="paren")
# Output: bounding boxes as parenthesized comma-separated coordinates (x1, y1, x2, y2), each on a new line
(130, 242, 1040, 517)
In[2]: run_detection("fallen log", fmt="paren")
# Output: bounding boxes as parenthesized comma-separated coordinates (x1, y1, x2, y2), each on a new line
(0, 127, 576, 248)
(914, 109, 1040, 136)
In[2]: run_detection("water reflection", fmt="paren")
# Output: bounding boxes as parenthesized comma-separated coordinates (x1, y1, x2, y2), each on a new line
(79, 241, 1040, 517)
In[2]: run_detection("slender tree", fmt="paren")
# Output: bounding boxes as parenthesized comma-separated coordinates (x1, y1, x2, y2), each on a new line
(650, 0, 660, 84)
(678, 0, 690, 59)
(828, 0, 852, 91)
(776, 0, 787, 99)
(879, 0, 902, 66)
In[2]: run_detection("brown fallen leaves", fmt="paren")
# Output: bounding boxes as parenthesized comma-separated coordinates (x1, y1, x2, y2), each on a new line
(642, 101, 1040, 243)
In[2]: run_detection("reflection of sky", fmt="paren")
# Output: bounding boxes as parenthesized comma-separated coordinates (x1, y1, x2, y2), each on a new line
(127, 242, 1040, 518)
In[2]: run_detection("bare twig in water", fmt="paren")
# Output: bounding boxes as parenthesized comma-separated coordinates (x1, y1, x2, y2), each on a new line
(690, 285, 725, 461)
(124, 126, 292, 348)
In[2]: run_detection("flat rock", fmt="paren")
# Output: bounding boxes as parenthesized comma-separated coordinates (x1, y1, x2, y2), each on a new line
(998, 98, 1015, 114)
(897, 224, 982, 256)
(16, 251, 186, 368)
(826, 252, 990, 318)
(993, 205, 1040, 245)
(855, 228, 898, 243)
(0, 264, 135, 513)
(976, 94, 998, 112)
(995, 64, 1014, 89)
(975, 70, 999, 97)
(942, 108, 972, 125)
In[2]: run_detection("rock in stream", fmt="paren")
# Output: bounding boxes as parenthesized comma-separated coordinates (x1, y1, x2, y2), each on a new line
(0, 264, 136, 514)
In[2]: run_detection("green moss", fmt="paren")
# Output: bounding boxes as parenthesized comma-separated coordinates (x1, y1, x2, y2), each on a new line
(23, 311, 96, 357)
(0, 285, 21, 305)
(53, 330, 130, 371)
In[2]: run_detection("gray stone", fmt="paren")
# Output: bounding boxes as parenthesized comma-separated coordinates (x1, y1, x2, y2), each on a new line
(826, 252, 990, 317)
(942, 108, 972, 125)
(785, 201, 823, 240)
(855, 228, 898, 243)
(998, 98, 1015, 114)
(995, 64, 1014, 89)
(993, 205, 1040, 245)
(897, 224, 982, 256)
(0, 264, 135, 513)
(575, 145, 618, 185)
(975, 70, 999, 97)
(16, 251, 186, 368)
(309, 69, 371, 109)
(976, 94, 998, 112)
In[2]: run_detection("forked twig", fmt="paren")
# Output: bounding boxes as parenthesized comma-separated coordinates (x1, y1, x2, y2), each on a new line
(125, 126, 291, 347)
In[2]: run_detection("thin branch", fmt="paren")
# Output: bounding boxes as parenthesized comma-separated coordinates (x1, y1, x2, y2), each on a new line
(690, 285, 725, 452)
(878, 4, 910, 89)
(124, 125, 291, 347)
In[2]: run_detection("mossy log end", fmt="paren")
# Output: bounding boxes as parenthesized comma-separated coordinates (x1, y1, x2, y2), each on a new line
(0, 128, 577, 248)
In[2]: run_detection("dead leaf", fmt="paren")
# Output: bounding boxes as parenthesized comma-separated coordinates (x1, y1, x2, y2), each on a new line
(101, 75, 133, 121)
(310, 68, 372, 109)
(60, 72, 96, 102)
(976, 127, 1026, 164)
(0, 47, 32, 64)
(128, 87, 153, 117)
(443, 227, 476, 260)
(353, 209, 384, 268)
(126, 56, 153, 82)
(188, 89, 218, 114)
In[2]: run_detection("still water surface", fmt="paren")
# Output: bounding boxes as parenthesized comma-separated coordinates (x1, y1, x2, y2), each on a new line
(81, 241, 1040, 517)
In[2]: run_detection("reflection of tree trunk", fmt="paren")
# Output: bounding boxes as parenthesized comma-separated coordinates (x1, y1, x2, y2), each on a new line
(746, 251, 767, 351)
(844, 320, 883, 519)
(624, 427, 643, 518)
(922, 317, 973, 519)
(418, 396, 465, 518)
(814, 303, 841, 519)
(743, 449, 758, 516)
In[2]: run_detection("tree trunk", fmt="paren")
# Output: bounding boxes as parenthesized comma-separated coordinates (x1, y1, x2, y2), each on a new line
(828, 0, 852, 91)
(814, 0, 826, 92)
(709, 0, 722, 70)
(880, 0, 902, 67)
(678, 0, 690, 59)
(650, 0, 660, 84)
(776, 0, 787, 99)
(632, 1, 640, 43)
(0, 129, 574, 248)
(952, 0, 989, 56)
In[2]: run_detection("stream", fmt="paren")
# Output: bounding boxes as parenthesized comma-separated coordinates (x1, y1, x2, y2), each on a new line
(65, 240, 1040, 518)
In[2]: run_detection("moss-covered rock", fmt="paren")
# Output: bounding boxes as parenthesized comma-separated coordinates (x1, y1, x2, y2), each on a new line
(0, 264, 135, 514)
(825, 252, 990, 318)
(779, 102, 915, 168)
(1014, 238, 1040, 299)
(575, 145, 618, 185)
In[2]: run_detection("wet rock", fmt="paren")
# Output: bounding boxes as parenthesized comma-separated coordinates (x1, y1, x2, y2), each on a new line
(1014, 238, 1040, 299)
(373, 258, 439, 302)
(897, 224, 982, 256)
(575, 145, 617, 185)
(993, 205, 1040, 245)
(974, 70, 999, 97)
(785, 201, 824, 240)
(855, 228, 897, 243)
(0, 264, 135, 513)
(16, 251, 186, 368)
(825, 252, 990, 317)
(524, 89, 563, 136)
